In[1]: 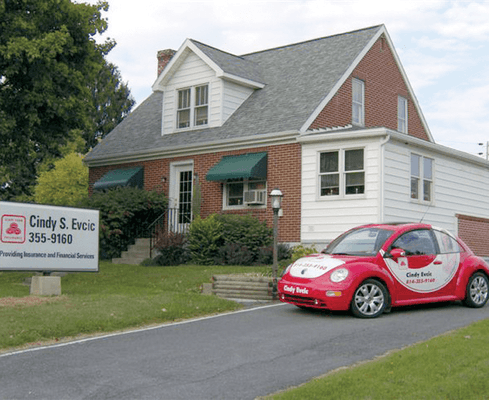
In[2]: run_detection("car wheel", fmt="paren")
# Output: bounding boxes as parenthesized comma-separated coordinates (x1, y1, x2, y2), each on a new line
(351, 279, 388, 318)
(463, 272, 489, 308)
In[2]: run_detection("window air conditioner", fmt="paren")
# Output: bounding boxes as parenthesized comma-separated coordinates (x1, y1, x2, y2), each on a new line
(244, 190, 266, 205)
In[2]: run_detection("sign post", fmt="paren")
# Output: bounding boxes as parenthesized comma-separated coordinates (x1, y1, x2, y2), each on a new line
(0, 202, 99, 294)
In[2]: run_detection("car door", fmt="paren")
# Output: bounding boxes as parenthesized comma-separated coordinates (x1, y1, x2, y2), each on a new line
(384, 229, 454, 302)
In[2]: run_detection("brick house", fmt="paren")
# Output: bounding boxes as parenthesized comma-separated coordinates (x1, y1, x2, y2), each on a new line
(84, 25, 489, 255)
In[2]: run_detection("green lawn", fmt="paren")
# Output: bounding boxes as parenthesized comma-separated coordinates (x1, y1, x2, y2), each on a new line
(0, 261, 269, 349)
(265, 318, 489, 399)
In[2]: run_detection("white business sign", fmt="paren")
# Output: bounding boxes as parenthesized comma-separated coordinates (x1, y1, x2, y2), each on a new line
(0, 202, 99, 272)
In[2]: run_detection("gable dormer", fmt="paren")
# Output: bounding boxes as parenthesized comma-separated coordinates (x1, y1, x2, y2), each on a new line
(152, 39, 265, 135)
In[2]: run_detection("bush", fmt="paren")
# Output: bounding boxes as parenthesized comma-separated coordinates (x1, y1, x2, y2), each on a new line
(187, 213, 284, 266)
(152, 232, 189, 266)
(291, 244, 318, 262)
(79, 187, 168, 259)
(256, 243, 292, 265)
(214, 243, 255, 266)
(215, 214, 273, 255)
(187, 215, 223, 265)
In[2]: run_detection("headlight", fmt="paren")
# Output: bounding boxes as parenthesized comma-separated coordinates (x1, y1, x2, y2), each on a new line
(330, 268, 349, 283)
(281, 263, 292, 277)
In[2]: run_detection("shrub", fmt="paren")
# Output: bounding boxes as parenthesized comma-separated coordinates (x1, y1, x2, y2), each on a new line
(214, 243, 255, 266)
(153, 232, 189, 266)
(187, 215, 223, 265)
(256, 243, 292, 265)
(152, 232, 189, 266)
(291, 244, 318, 263)
(215, 214, 272, 260)
(79, 187, 168, 259)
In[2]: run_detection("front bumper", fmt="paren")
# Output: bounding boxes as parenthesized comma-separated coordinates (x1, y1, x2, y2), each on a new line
(278, 280, 351, 311)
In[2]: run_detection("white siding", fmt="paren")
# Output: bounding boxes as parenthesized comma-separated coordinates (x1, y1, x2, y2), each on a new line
(383, 140, 489, 234)
(160, 50, 255, 135)
(301, 137, 382, 244)
(222, 80, 254, 123)
(161, 51, 220, 134)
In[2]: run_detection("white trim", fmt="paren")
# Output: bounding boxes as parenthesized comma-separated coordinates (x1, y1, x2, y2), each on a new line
(153, 39, 264, 91)
(316, 147, 366, 200)
(174, 83, 210, 131)
(398, 95, 408, 133)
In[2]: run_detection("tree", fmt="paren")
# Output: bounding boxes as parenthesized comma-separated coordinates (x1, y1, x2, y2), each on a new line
(86, 60, 134, 152)
(34, 152, 88, 206)
(0, 0, 133, 200)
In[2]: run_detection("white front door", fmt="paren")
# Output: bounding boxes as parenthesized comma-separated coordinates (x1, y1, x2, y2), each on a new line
(169, 162, 193, 233)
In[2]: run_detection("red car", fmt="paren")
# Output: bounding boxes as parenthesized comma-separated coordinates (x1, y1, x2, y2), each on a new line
(278, 223, 489, 318)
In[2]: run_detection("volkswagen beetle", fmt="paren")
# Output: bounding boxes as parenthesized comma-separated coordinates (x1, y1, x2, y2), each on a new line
(278, 223, 489, 318)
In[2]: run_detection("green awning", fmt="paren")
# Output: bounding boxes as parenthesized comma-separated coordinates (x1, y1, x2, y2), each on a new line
(93, 167, 144, 191)
(206, 152, 267, 181)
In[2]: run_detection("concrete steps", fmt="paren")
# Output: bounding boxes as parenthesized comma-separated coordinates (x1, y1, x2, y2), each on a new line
(112, 238, 150, 264)
(210, 274, 274, 301)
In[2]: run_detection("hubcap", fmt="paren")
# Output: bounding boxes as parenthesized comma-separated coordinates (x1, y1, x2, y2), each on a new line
(470, 276, 488, 305)
(355, 283, 384, 316)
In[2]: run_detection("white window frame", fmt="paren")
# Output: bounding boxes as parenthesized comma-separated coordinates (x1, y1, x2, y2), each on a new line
(318, 148, 365, 199)
(352, 78, 365, 126)
(222, 179, 267, 210)
(176, 84, 209, 130)
(411, 153, 433, 203)
(398, 96, 408, 133)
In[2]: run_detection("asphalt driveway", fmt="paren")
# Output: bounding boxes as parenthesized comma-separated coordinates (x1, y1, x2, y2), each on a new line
(1, 301, 488, 399)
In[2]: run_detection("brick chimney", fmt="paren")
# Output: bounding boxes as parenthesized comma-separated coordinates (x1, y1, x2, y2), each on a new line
(157, 49, 176, 77)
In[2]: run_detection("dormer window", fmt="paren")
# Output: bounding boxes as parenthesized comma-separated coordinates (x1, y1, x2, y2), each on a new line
(177, 84, 208, 129)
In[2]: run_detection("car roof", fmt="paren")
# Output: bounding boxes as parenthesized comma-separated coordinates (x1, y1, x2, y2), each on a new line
(357, 222, 432, 230)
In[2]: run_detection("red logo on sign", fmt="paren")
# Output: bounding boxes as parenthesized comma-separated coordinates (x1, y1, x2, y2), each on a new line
(1, 215, 26, 244)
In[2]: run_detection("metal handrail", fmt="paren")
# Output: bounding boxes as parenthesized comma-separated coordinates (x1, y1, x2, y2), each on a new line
(147, 208, 189, 258)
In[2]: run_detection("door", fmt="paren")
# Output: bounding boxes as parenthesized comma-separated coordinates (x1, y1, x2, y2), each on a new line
(169, 163, 193, 233)
(384, 229, 461, 302)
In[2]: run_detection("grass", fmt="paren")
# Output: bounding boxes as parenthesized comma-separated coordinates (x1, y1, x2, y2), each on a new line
(0, 261, 269, 350)
(266, 319, 489, 400)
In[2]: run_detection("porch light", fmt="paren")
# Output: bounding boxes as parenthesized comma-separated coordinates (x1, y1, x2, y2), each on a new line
(270, 188, 283, 210)
(270, 188, 283, 299)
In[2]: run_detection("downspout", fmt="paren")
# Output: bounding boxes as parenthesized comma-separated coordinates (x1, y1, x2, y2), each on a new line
(379, 135, 391, 223)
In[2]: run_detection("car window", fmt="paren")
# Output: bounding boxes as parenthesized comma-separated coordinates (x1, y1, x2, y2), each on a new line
(391, 229, 436, 256)
(433, 230, 461, 254)
(324, 228, 393, 256)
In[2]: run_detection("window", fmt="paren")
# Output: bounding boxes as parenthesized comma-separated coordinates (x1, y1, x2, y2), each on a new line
(177, 89, 191, 128)
(225, 180, 266, 208)
(319, 149, 364, 197)
(352, 78, 364, 126)
(433, 230, 461, 254)
(398, 96, 408, 133)
(177, 84, 208, 129)
(391, 230, 436, 256)
(411, 154, 433, 202)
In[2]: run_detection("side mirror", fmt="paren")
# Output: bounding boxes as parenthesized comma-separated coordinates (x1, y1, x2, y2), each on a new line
(386, 248, 406, 260)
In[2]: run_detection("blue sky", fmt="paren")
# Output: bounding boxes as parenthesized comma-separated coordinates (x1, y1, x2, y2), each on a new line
(83, 0, 489, 157)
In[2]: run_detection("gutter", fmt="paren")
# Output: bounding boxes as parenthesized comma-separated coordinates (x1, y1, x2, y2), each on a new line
(84, 130, 300, 167)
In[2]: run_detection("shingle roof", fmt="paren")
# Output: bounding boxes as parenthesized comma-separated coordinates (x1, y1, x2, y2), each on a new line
(85, 25, 383, 164)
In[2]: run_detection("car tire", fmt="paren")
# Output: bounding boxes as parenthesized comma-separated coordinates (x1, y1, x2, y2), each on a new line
(463, 272, 489, 308)
(351, 279, 388, 318)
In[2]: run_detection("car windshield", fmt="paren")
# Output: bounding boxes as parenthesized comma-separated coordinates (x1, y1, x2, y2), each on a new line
(323, 227, 394, 256)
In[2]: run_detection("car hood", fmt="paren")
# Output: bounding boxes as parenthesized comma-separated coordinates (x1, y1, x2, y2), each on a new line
(288, 254, 349, 279)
